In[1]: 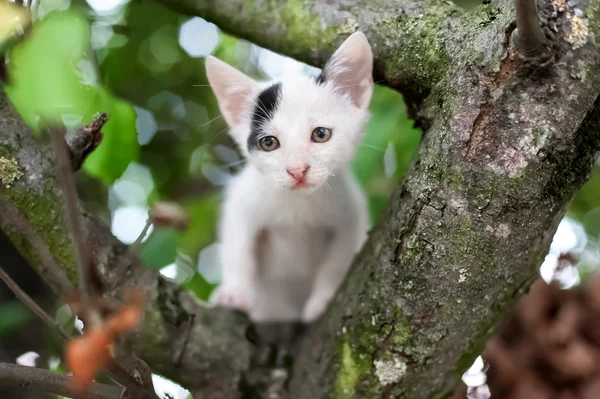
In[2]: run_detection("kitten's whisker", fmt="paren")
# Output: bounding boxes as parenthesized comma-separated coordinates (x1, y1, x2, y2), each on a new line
(324, 181, 332, 196)
(211, 125, 231, 142)
(358, 143, 385, 152)
(198, 114, 224, 128)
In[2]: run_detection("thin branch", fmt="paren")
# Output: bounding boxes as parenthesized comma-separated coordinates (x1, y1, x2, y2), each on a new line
(0, 362, 123, 399)
(48, 127, 96, 295)
(0, 265, 70, 340)
(132, 219, 152, 248)
(0, 262, 146, 395)
(132, 358, 161, 399)
(514, 0, 549, 60)
(176, 313, 196, 367)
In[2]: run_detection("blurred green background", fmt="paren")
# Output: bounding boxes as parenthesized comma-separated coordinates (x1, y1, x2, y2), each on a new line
(0, 0, 598, 397)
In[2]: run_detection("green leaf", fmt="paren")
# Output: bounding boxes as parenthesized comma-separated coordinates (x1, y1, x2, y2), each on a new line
(0, 301, 33, 337)
(6, 10, 92, 126)
(182, 273, 216, 301)
(5, 9, 138, 183)
(177, 194, 220, 256)
(83, 90, 139, 183)
(139, 227, 178, 269)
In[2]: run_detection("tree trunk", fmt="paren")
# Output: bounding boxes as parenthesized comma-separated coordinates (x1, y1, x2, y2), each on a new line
(2, 0, 600, 398)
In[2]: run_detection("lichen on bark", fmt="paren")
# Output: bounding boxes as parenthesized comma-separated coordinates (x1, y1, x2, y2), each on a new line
(0, 156, 22, 188)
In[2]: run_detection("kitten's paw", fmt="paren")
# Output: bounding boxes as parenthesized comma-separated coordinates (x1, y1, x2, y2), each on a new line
(210, 284, 253, 313)
(302, 293, 333, 322)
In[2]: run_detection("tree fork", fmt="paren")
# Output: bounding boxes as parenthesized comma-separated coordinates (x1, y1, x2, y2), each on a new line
(1, 0, 600, 398)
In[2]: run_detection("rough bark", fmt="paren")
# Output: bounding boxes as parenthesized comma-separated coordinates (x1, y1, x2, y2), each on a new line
(2, 0, 600, 398)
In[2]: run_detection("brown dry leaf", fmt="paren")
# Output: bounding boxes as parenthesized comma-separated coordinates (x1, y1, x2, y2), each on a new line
(65, 288, 146, 392)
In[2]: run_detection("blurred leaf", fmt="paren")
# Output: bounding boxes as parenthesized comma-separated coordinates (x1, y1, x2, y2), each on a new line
(83, 91, 139, 183)
(0, 2, 30, 48)
(583, 208, 600, 238)
(177, 194, 220, 255)
(182, 273, 216, 301)
(139, 195, 218, 270)
(352, 85, 420, 223)
(0, 301, 33, 337)
(6, 9, 138, 182)
(569, 166, 600, 223)
(140, 228, 178, 268)
(6, 10, 93, 128)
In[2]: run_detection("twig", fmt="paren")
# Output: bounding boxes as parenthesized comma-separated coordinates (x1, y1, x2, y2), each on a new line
(0, 263, 141, 394)
(48, 127, 96, 295)
(0, 265, 70, 340)
(0, 362, 123, 399)
(132, 219, 152, 248)
(514, 0, 549, 60)
(176, 313, 196, 367)
(132, 358, 161, 399)
(66, 112, 109, 172)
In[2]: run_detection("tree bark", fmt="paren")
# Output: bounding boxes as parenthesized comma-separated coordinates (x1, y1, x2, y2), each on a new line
(2, 0, 600, 398)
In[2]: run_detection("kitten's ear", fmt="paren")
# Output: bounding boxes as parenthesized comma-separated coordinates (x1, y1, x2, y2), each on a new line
(321, 31, 373, 109)
(205, 56, 259, 127)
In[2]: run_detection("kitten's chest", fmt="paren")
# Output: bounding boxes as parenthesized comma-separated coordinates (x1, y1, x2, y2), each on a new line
(254, 224, 334, 279)
(259, 188, 342, 227)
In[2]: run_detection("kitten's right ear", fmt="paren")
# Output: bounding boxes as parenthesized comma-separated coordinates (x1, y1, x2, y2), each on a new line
(321, 31, 373, 109)
(205, 56, 259, 127)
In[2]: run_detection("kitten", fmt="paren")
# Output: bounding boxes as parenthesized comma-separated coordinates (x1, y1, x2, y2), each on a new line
(206, 32, 373, 322)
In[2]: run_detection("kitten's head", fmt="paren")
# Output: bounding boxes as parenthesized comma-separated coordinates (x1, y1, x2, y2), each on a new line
(206, 31, 373, 193)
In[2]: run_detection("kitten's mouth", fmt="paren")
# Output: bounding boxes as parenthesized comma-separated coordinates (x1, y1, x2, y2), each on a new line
(291, 181, 314, 190)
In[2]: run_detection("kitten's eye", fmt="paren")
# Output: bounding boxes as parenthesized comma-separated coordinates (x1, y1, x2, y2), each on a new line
(311, 127, 332, 143)
(258, 136, 280, 151)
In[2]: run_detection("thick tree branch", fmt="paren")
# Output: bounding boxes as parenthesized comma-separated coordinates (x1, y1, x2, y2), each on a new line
(153, 0, 461, 123)
(0, 362, 123, 399)
(2, 0, 600, 398)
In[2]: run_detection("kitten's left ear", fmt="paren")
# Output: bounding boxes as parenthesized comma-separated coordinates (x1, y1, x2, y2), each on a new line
(205, 55, 259, 128)
(321, 31, 373, 109)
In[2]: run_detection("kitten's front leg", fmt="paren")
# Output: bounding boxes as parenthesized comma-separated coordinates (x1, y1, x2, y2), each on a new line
(302, 228, 364, 322)
(210, 211, 258, 314)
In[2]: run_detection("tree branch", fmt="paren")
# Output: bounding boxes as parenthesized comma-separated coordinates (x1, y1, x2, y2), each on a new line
(0, 199, 74, 293)
(66, 112, 108, 172)
(48, 126, 97, 295)
(2, 0, 600, 398)
(0, 86, 251, 397)
(153, 0, 459, 121)
(0, 264, 70, 340)
(0, 362, 123, 399)
(514, 0, 549, 60)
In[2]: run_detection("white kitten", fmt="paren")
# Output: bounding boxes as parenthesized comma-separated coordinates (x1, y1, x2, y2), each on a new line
(206, 32, 373, 323)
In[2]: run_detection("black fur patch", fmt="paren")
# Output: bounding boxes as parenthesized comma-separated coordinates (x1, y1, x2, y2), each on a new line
(248, 83, 282, 152)
(315, 71, 326, 85)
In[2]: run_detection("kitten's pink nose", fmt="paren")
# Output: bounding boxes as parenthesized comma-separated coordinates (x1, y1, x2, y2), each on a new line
(286, 165, 309, 181)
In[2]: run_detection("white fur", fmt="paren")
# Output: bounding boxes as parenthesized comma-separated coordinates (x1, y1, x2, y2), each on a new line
(206, 32, 373, 322)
